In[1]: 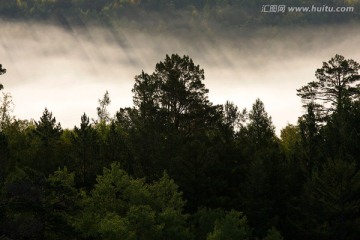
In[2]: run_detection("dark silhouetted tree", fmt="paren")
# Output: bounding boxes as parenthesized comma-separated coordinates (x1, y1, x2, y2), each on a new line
(297, 54, 360, 116)
(0, 92, 15, 131)
(33, 108, 63, 174)
(0, 64, 6, 91)
(298, 102, 324, 172)
(297, 55, 360, 160)
(71, 113, 100, 188)
(96, 90, 111, 124)
(133, 54, 215, 132)
(237, 99, 284, 237)
(130, 54, 224, 185)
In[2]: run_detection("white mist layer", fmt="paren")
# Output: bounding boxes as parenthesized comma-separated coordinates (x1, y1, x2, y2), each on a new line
(1, 20, 360, 134)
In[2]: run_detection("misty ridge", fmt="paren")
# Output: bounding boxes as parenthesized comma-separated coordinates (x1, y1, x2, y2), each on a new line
(1, 17, 360, 132)
(1, 0, 359, 31)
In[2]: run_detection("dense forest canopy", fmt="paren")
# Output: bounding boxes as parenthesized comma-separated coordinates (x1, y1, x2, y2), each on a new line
(1, 1, 360, 239)
(1, 54, 360, 239)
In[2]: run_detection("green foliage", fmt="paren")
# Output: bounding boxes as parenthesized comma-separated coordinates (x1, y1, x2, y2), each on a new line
(280, 124, 301, 161)
(263, 227, 284, 240)
(190, 208, 227, 240)
(31, 108, 63, 174)
(35, 108, 62, 143)
(0, 120, 36, 174)
(97, 212, 135, 240)
(149, 172, 191, 239)
(47, 167, 77, 207)
(207, 210, 252, 240)
(72, 163, 191, 239)
(127, 205, 163, 239)
(45, 167, 78, 239)
(71, 113, 100, 188)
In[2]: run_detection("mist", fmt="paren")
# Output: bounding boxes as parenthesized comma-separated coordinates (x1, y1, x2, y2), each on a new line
(1, 20, 360, 134)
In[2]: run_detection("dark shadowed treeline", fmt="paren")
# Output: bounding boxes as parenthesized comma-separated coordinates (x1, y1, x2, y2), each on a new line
(1, 54, 360, 239)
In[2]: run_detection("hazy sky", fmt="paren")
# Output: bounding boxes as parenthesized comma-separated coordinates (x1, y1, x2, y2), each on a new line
(1, 20, 360, 134)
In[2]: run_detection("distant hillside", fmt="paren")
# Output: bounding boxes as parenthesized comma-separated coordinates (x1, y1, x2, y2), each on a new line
(1, 0, 359, 34)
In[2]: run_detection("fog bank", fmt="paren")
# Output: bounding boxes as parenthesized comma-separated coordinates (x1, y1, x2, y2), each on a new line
(1, 20, 360, 133)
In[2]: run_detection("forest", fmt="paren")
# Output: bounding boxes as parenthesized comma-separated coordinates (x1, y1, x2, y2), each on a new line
(0, 0, 359, 34)
(0, 53, 360, 239)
